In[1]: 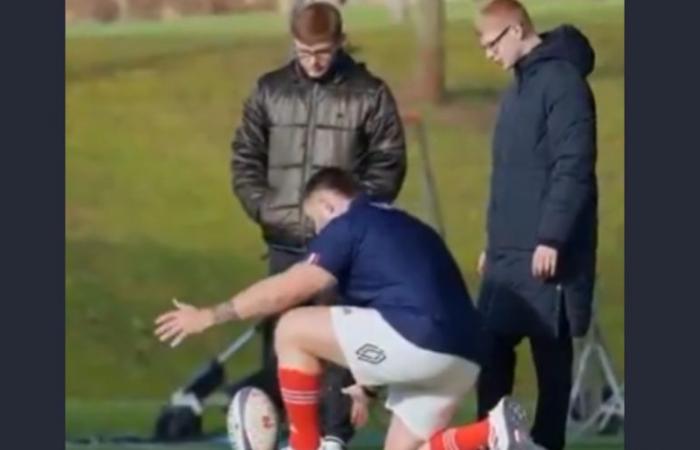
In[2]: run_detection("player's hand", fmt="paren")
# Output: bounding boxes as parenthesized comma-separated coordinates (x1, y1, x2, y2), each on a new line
(531, 245, 558, 280)
(341, 384, 371, 428)
(477, 251, 486, 277)
(154, 299, 214, 348)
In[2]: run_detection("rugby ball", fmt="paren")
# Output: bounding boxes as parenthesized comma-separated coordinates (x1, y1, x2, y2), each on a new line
(227, 387, 279, 450)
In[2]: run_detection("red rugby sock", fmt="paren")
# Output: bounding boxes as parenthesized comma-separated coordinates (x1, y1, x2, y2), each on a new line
(278, 368, 320, 450)
(429, 419, 490, 450)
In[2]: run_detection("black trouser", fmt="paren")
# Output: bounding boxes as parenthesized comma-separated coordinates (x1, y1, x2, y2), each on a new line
(225, 247, 355, 443)
(476, 313, 573, 450)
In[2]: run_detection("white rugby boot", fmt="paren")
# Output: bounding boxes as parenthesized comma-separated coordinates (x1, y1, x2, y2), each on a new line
(320, 436, 347, 450)
(487, 396, 535, 450)
(279, 435, 346, 450)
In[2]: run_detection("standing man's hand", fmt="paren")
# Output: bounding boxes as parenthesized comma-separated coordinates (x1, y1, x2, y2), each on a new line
(531, 245, 558, 280)
(477, 251, 487, 277)
(341, 384, 372, 428)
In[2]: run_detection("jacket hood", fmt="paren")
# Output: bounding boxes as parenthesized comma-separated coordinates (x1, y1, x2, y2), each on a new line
(517, 25, 595, 77)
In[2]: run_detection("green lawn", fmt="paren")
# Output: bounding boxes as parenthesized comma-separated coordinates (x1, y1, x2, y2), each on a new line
(66, 1, 624, 445)
(66, 399, 623, 449)
(66, 1, 623, 38)
(65, 440, 623, 450)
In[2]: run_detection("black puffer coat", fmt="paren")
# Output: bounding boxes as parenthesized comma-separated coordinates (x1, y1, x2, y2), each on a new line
(479, 25, 598, 338)
(231, 50, 406, 250)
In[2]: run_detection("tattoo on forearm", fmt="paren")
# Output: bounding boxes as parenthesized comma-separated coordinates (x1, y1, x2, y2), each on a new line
(211, 300, 240, 325)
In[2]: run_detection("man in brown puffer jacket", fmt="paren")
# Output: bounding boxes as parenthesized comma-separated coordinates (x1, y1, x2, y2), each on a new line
(228, 4, 406, 449)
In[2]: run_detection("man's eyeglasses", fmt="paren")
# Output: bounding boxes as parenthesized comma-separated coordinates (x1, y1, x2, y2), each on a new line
(295, 45, 338, 62)
(482, 26, 511, 51)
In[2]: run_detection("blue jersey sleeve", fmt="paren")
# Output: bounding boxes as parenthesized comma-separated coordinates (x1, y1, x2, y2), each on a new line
(305, 217, 355, 281)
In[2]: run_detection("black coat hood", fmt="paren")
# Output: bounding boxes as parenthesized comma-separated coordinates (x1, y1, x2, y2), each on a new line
(517, 25, 595, 77)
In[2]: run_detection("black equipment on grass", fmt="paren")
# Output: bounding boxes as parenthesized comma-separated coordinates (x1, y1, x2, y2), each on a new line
(154, 325, 257, 441)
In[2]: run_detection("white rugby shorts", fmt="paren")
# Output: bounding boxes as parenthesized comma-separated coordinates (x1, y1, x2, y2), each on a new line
(330, 306, 480, 439)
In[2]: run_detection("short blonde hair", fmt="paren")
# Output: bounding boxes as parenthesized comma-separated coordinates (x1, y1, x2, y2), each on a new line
(478, 0, 535, 34)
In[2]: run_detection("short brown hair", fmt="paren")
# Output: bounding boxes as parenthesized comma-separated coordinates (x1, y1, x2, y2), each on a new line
(303, 168, 359, 200)
(479, 0, 534, 34)
(291, 3, 343, 45)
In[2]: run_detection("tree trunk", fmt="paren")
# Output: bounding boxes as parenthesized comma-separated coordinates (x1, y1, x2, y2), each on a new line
(277, 0, 296, 16)
(386, 0, 410, 23)
(415, 0, 446, 103)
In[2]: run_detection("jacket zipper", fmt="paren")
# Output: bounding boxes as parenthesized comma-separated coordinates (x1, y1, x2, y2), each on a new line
(298, 82, 319, 249)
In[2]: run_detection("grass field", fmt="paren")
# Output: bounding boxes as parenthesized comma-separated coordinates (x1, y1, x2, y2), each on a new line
(66, 435, 623, 450)
(66, 398, 623, 449)
(66, 1, 624, 447)
(66, 438, 623, 450)
(66, 443, 622, 450)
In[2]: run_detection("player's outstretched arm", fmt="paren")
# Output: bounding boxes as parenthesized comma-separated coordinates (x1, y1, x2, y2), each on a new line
(210, 262, 336, 323)
(154, 263, 336, 347)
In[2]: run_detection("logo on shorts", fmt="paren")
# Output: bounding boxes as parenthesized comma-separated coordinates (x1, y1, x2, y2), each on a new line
(356, 344, 386, 364)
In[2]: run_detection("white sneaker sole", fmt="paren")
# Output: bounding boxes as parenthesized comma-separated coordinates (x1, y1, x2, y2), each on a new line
(488, 396, 529, 450)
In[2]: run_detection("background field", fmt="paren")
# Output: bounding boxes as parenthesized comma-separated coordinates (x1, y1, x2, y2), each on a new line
(66, 1, 624, 448)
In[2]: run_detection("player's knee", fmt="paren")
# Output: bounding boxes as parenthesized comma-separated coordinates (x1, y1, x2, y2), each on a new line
(385, 432, 425, 450)
(274, 309, 305, 353)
